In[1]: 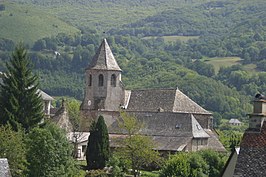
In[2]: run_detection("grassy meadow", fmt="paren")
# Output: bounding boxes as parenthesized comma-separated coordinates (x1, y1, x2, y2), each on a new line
(0, 2, 80, 46)
(143, 35, 199, 43)
(203, 57, 242, 74)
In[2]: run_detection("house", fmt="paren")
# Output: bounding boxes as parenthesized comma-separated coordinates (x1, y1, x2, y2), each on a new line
(228, 119, 242, 126)
(221, 94, 266, 177)
(68, 132, 90, 160)
(80, 38, 225, 153)
(0, 158, 12, 177)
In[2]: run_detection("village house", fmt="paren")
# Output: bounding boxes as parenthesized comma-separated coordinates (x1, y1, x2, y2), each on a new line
(222, 93, 266, 177)
(79, 38, 225, 154)
(228, 119, 242, 126)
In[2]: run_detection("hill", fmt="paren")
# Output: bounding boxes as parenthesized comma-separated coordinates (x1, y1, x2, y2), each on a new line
(11, 0, 204, 31)
(0, 2, 80, 46)
(1, 0, 265, 123)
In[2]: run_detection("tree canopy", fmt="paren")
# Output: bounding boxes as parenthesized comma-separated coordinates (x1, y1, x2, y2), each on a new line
(26, 122, 78, 177)
(115, 111, 161, 177)
(86, 115, 110, 170)
(0, 44, 43, 131)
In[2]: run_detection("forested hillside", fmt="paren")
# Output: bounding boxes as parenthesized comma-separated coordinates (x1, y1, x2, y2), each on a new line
(1, 0, 265, 125)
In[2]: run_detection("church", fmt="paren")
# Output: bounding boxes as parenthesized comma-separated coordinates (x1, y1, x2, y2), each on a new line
(80, 38, 225, 153)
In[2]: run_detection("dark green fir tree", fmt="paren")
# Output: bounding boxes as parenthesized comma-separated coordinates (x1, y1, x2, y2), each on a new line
(0, 44, 44, 132)
(86, 115, 110, 170)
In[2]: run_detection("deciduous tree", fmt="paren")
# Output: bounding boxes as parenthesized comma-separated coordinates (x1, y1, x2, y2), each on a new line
(116, 111, 161, 177)
(0, 125, 27, 177)
(26, 122, 77, 177)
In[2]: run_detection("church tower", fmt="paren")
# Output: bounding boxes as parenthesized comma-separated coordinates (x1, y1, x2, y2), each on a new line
(81, 39, 125, 112)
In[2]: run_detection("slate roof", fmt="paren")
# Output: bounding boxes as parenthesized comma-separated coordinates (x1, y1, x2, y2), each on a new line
(38, 89, 54, 101)
(191, 114, 210, 138)
(205, 129, 226, 152)
(126, 88, 210, 114)
(107, 112, 221, 151)
(233, 121, 266, 176)
(0, 158, 12, 177)
(86, 39, 121, 71)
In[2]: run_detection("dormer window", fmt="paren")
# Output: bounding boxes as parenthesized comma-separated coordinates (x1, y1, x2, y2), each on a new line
(111, 74, 116, 87)
(98, 74, 104, 87)
(88, 74, 92, 86)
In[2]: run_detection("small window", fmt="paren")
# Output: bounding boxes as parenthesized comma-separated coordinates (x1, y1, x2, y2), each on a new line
(111, 74, 116, 87)
(99, 74, 104, 87)
(82, 145, 87, 152)
(88, 74, 92, 86)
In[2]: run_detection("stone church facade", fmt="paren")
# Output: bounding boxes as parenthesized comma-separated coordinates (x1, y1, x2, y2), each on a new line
(81, 39, 225, 152)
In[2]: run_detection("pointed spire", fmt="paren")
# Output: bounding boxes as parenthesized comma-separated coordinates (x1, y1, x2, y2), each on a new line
(87, 39, 121, 71)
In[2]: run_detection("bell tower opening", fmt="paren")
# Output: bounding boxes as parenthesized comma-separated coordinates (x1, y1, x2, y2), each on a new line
(98, 74, 104, 87)
(111, 74, 116, 87)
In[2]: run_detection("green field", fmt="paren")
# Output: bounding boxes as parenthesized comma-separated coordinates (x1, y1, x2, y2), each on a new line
(203, 57, 259, 74)
(0, 2, 80, 46)
(203, 57, 242, 73)
(143, 35, 199, 43)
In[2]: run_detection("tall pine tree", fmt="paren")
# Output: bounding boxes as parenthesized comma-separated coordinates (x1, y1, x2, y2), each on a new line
(86, 115, 110, 170)
(0, 44, 43, 131)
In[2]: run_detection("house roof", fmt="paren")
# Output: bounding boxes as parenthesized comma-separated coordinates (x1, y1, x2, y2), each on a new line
(0, 158, 12, 177)
(229, 119, 242, 124)
(205, 129, 227, 152)
(191, 114, 210, 138)
(86, 38, 122, 71)
(233, 121, 266, 176)
(126, 88, 210, 114)
(240, 121, 266, 148)
(37, 89, 54, 101)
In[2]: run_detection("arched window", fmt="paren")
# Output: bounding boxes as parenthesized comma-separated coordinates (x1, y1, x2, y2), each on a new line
(98, 74, 104, 87)
(111, 74, 116, 87)
(88, 74, 92, 86)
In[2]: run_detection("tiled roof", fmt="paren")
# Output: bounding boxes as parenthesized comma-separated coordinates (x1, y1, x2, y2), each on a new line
(240, 122, 266, 148)
(233, 121, 266, 176)
(86, 39, 121, 71)
(0, 158, 12, 177)
(126, 88, 210, 114)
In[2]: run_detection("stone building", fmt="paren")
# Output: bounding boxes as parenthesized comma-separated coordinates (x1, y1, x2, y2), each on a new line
(80, 39, 225, 153)
(222, 94, 266, 177)
(0, 158, 12, 177)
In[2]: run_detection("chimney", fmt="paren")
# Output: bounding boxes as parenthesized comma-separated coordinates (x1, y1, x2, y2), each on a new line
(248, 94, 266, 131)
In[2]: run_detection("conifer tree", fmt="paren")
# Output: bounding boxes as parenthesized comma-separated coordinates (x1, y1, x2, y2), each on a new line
(86, 115, 110, 170)
(0, 44, 43, 131)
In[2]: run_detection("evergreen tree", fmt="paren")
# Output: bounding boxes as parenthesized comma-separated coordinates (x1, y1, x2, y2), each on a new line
(86, 115, 110, 170)
(0, 44, 43, 131)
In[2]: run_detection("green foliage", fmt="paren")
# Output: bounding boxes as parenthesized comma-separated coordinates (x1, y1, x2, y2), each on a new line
(0, 124, 27, 177)
(26, 122, 78, 177)
(86, 115, 110, 170)
(85, 169, 108, 177)
(0, 44, 43, 132)
(160, 153, 190, 177)
(116, 111, 161, 177)
(160, 150, 227, 177)
(107, 156, 126, 177)
(218, 130, 243, 151)
(65, 98, 81, 130)
(199, 150, 227, 177)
